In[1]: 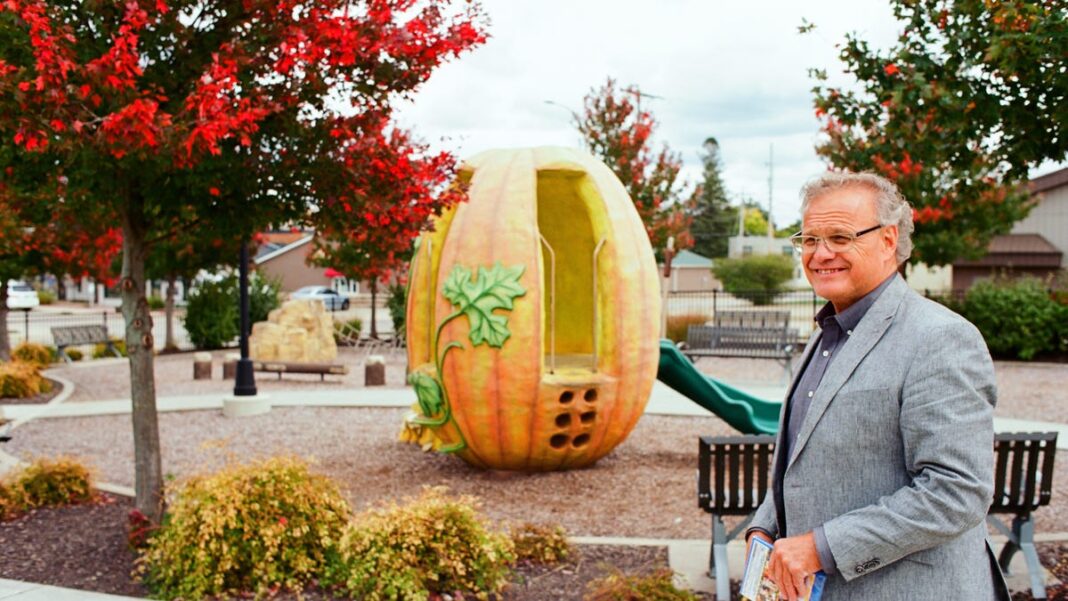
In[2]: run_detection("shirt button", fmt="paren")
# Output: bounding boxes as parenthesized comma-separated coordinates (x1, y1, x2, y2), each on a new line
(822, 350, 829, 357)
(807, 391, 814, 398)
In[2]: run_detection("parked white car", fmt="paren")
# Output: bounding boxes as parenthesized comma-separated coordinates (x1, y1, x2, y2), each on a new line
(5, 280, 39, 310)
(290, 285, 350, 311)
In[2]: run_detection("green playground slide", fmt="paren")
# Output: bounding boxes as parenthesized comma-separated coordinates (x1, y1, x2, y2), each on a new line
(656, 339, 782, 435)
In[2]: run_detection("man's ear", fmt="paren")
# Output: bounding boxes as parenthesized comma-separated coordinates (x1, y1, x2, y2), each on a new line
(882, 224, 899, 258)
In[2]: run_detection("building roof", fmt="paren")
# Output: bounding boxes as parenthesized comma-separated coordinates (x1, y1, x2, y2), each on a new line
(254, 235, 313, 265)
(670, 249, 713, 268)
(1030, 166, 1068, 195)
(953, 233, 1063, 267)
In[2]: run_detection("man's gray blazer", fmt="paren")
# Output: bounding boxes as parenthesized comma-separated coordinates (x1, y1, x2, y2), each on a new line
(749, 275, 1008, 600)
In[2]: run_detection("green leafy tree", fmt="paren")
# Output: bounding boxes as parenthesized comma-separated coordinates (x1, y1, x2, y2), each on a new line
(712, 254, 795, 305)
(575, 78, 694, 251)
(806, 0, 1065, 266)
(742, 204, 771, 237)
(689, 137, 737, 258)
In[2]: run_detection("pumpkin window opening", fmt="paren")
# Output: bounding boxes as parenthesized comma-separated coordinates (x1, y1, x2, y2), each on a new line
(536, 170, 601, 373)
(550, 434, 569, 449)
(572, 434, 591, 448)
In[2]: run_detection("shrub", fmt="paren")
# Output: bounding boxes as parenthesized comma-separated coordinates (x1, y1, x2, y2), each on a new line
(387, 282, 407, 337)
(183, 278, 239, 349)
(510, 522, 572, 565)
(665, 313, 709, 343)
(0, 361, 51, 398)
(711, 254, 795, 305)
(0, 481, 15, 520)
(959, 277, 1068, 360)
(36, 289, 56, 305)
(66, 348, 84, 361)
(325, 486, 514, 601)
(147, 295, 165, 310)
(11, 456, 95, 508)
(584, 567, 698, 601)
(247, 273, 282, 327)
(12, 342, 53, 367)
(183, 274, 281, 350)
(137, 456, 350, 600)
(93, 337, 127, 358)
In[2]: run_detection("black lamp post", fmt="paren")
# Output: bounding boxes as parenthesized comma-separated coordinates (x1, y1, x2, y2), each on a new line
(233, 238, 257, 396)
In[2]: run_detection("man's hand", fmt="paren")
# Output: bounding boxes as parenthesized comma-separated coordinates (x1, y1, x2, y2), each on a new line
(768, 531, 822, 601)
(746, 529, 773, 559)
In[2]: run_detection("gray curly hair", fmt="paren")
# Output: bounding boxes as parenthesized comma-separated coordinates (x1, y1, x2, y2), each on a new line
(799, 172, 914, 264)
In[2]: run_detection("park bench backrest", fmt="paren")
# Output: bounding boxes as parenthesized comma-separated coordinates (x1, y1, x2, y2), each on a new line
(51, 325, 110, 347)
(990, 431, 1057, 516)
(713, 310, 790, 330)
(698, 434, 776, 516)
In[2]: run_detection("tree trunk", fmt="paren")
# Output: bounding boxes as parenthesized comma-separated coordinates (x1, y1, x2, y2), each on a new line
(121, 196, 164, 524)
(370, 279, 378, 339)
(0, 281, 10, 361)
(164, 274, 177, 351)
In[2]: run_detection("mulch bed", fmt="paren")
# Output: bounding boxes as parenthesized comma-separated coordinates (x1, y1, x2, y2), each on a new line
(0, 377, 63, 406)
(0, 493, 713, 601)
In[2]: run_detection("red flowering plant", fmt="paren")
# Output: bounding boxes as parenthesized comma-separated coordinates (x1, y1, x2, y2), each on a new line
(575, 78, 695, 253)
(0, 0, 487, 523)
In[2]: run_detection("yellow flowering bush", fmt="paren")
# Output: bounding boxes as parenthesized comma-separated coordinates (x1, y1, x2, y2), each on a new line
(137, 456, 350, 600)
(0, 361, 51, 398)
(584, 567, 699, 601)
(11, 342, 54, 367)
(0, 456, 95, 520)
(325, 486, 515, 601)
(510, 522, 572, 565)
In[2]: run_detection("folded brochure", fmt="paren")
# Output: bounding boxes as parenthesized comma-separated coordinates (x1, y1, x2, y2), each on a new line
(740, 537, 826, 601)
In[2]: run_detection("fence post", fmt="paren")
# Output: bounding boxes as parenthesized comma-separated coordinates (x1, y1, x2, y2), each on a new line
(102, 310, 108, 332)
(24, 310, 29, 342)
(712, 289, 718, 317)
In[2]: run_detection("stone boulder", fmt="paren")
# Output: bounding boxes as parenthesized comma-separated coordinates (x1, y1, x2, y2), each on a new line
(249, 299, 337, 363)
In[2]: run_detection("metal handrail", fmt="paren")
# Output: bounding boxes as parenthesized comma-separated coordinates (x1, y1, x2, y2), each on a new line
(539, 234, 556, 374)
(591, 237, 606, 372)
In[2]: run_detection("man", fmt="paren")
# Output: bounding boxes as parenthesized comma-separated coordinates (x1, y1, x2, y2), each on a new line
(746, 172, 1007, 600)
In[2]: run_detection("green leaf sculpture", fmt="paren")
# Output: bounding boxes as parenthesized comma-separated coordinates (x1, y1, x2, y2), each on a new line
(442, 262, 526, 347)
(410, 261, 527, 454)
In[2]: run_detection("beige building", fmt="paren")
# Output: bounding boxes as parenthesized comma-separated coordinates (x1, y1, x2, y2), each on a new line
(660, 250, 721, 291)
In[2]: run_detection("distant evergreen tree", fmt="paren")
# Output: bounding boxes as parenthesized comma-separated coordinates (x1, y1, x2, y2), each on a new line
(689, 138, 736, 258)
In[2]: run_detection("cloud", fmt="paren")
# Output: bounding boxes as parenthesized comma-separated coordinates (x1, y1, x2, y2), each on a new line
(393, 0, 900, 228)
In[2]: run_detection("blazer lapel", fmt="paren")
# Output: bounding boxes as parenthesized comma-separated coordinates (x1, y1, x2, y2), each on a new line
(786, 276, 909, 469)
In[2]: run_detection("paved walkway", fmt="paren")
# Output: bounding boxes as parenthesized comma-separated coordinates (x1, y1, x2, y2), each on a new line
(2, 379, 1066, 599)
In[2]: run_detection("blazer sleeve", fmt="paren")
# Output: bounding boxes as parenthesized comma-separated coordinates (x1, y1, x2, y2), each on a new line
(749, 493, 779, 539)
(821, 320, 996, 581)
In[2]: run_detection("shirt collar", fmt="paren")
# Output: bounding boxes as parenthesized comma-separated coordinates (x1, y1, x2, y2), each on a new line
(814, 272, 898, 333)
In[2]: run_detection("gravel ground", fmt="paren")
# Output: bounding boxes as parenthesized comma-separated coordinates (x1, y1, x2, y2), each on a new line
(49, 346, 409, 402)
(3, 353, 1066, 538)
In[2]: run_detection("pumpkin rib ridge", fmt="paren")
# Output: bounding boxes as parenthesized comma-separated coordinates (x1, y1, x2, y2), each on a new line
(487, 150, 515, 469)
(440, 172, 491, 469)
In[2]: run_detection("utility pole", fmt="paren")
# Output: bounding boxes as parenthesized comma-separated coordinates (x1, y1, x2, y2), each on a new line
(766, 143, 774, 243)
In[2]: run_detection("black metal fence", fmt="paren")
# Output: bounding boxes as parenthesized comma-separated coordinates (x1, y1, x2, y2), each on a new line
(665, 289, 826, 341)
(3, 309, 193, 351)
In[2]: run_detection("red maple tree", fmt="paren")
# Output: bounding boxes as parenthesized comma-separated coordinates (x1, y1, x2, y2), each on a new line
(0, 0, 487, 522)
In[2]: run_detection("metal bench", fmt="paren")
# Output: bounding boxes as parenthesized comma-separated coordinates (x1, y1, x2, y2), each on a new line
(697, 432, 1058, 600)
(987, 431, 1058, 599)
(252, 361, 349, 381)
(698, 434, 776, 601)
(683, 310, 795, 378)
(51, 325, 121, 363)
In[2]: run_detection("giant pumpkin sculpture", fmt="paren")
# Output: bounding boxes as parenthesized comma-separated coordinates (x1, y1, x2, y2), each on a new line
(400, 147, 661, 471)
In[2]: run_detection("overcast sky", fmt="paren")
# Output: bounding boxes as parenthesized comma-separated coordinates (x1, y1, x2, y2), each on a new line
(392, 0, 907, 229)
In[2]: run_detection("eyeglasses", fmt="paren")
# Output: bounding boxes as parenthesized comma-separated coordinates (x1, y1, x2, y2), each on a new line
(789, 224, 884, 254)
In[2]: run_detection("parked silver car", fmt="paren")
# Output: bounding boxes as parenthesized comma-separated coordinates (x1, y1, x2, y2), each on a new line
(5, 280, 39, 310)
(290, 285, 350, 311)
